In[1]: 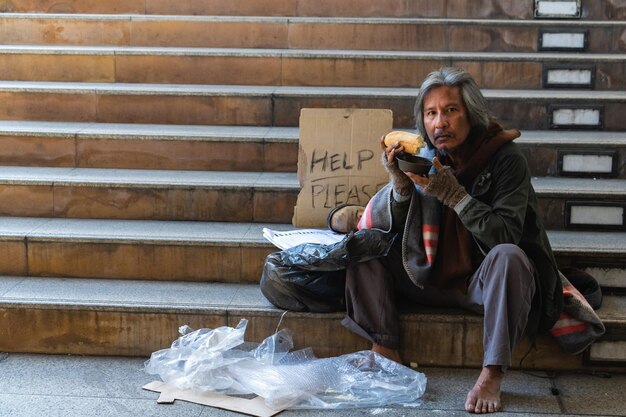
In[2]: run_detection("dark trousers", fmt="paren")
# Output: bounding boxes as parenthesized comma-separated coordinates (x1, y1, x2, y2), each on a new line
(342, 241, 536, 368)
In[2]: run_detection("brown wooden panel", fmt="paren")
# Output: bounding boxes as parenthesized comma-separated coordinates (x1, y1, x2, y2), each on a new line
(115, 55, 281, 85)
(240, 246, 274, 283)
(0, 92, 97, 122)
(0, 135, 75, 167)
(273, 96, 415, 127)
(0, 307, 226, 356)
(0, 241, 27, 275)
(446, 0, 533, 19)
(488, 99, 549, 130)
(287, 23, 436, 51)
(400, 314, 465, 366)
(604, 102, 626, 131)
(6, 0, 144, 13)
(52, 186, 258, 221)
(296, 0, 445, 17)
(27, 241, 250, 282)
(453, 61, 543, 89)
(595, 62, 626, 90)
(0, 185, 54, 216)
(263, 142, 298, 172)
(0, 54, 114, 82)
(449, 26, 536, 52)
(96, 95, 272, 125)
(130, 20, 288, 48)
(253, 190, 297, 223)
(0, 17, 130, 45)
(281, 57, 440, 87)
(77, 138, 265, 171)
(145, 0, 296, 16)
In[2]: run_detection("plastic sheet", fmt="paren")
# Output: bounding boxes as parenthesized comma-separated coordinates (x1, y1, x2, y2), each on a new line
(145, 319, 427, 410)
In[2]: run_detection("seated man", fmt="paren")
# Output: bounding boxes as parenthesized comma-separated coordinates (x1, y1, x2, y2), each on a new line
(330, 67, 563, 413)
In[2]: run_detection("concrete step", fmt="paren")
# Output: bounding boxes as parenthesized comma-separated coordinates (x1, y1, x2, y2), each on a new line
(0, 45, 624, 90)
(519, 130, 626, 178)
(0, 81, 625, 129)
(0, 166, 299, 222)
(0, 167, 624, 229)
(0, 122, 624, 178)
(0, 121, 298, 172)
(0, 276, 624, 371)
(0, 217, 279, 283)
(4, 0, 623, 20)
(2, 354, 626, 417)
(533, 177, 626, 230)
(0, 14, 623, 53)
(0, 216, 623, 283)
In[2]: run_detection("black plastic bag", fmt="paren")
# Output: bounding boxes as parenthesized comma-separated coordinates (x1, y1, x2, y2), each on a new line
(260, 229, 397, 313)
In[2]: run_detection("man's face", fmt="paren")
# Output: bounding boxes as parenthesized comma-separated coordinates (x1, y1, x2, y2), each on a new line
(422, 85, 471, 155)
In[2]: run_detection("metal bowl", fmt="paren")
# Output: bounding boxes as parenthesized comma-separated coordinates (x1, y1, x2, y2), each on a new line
(395, 153, 432, 175)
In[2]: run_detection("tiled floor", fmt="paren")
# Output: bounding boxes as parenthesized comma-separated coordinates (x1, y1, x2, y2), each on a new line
(0, 353, 623, 417)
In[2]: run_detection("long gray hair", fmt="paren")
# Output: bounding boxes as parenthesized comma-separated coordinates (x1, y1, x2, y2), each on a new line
(414, 67, 490, 147)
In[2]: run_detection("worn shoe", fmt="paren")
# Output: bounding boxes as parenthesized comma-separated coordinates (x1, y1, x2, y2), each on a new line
(327, 204, 365, 233)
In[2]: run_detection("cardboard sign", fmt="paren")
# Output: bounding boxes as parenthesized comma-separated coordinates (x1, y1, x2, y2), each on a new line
(292, 108, 393, 227)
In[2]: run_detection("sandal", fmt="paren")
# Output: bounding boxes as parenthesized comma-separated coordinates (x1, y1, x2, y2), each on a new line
(326, 203, 365, 233)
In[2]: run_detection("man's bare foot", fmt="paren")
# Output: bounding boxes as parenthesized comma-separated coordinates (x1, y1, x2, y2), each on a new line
(371, 343, 402, 363)
(465, 365, 503, 413)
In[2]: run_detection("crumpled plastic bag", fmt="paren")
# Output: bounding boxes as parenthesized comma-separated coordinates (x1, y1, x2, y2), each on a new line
(278, 229, 397, 271)
(145, 319, 427, 410)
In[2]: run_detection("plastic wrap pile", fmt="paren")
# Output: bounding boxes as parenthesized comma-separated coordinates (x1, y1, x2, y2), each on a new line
(145, 319, 427, 410)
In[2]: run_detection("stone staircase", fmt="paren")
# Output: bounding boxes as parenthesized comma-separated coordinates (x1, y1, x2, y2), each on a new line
(0, 0, 624, 372)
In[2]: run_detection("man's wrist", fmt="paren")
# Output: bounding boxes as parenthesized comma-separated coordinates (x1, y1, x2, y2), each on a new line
(424, 167, 468, 208)
(452, 193, 471, 213)
(392, 187, 412, 202)
(439, 186, 467, 208)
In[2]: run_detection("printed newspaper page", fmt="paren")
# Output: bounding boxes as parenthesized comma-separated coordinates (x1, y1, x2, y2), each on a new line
(262, 228, 345, 250)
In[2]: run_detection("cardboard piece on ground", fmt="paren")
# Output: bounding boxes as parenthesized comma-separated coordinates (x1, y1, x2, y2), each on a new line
(143, 381, 285, 417)
(292, 108, 393, 228)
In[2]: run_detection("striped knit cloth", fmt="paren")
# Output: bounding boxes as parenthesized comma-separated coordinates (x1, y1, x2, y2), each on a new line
(550, 271, 605, 354)
(357, 182, 441, 289)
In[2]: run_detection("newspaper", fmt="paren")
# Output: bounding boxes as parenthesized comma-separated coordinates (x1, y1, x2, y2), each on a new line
(262, 228, 345, 250)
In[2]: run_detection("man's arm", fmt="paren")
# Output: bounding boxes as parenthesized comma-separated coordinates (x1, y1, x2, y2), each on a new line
(455, 152, 530, 249)
(407, 150, 530, 250)
(391, 195, 410, 234)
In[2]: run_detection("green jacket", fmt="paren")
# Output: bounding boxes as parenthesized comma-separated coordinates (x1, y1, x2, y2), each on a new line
(455, 141, 563, 338)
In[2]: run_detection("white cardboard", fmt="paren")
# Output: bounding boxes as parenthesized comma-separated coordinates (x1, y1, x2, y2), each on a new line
(143, 381, 285, 417)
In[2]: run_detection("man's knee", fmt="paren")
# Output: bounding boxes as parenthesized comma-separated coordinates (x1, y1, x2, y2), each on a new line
(486, 243, 527, 263)
(484, 244, 534, 281)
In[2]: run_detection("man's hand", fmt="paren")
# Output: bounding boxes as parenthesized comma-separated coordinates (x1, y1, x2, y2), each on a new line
(380, 135, 413, 197)
(404, 156, 444, 188)
(405, 157, 468, 208)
